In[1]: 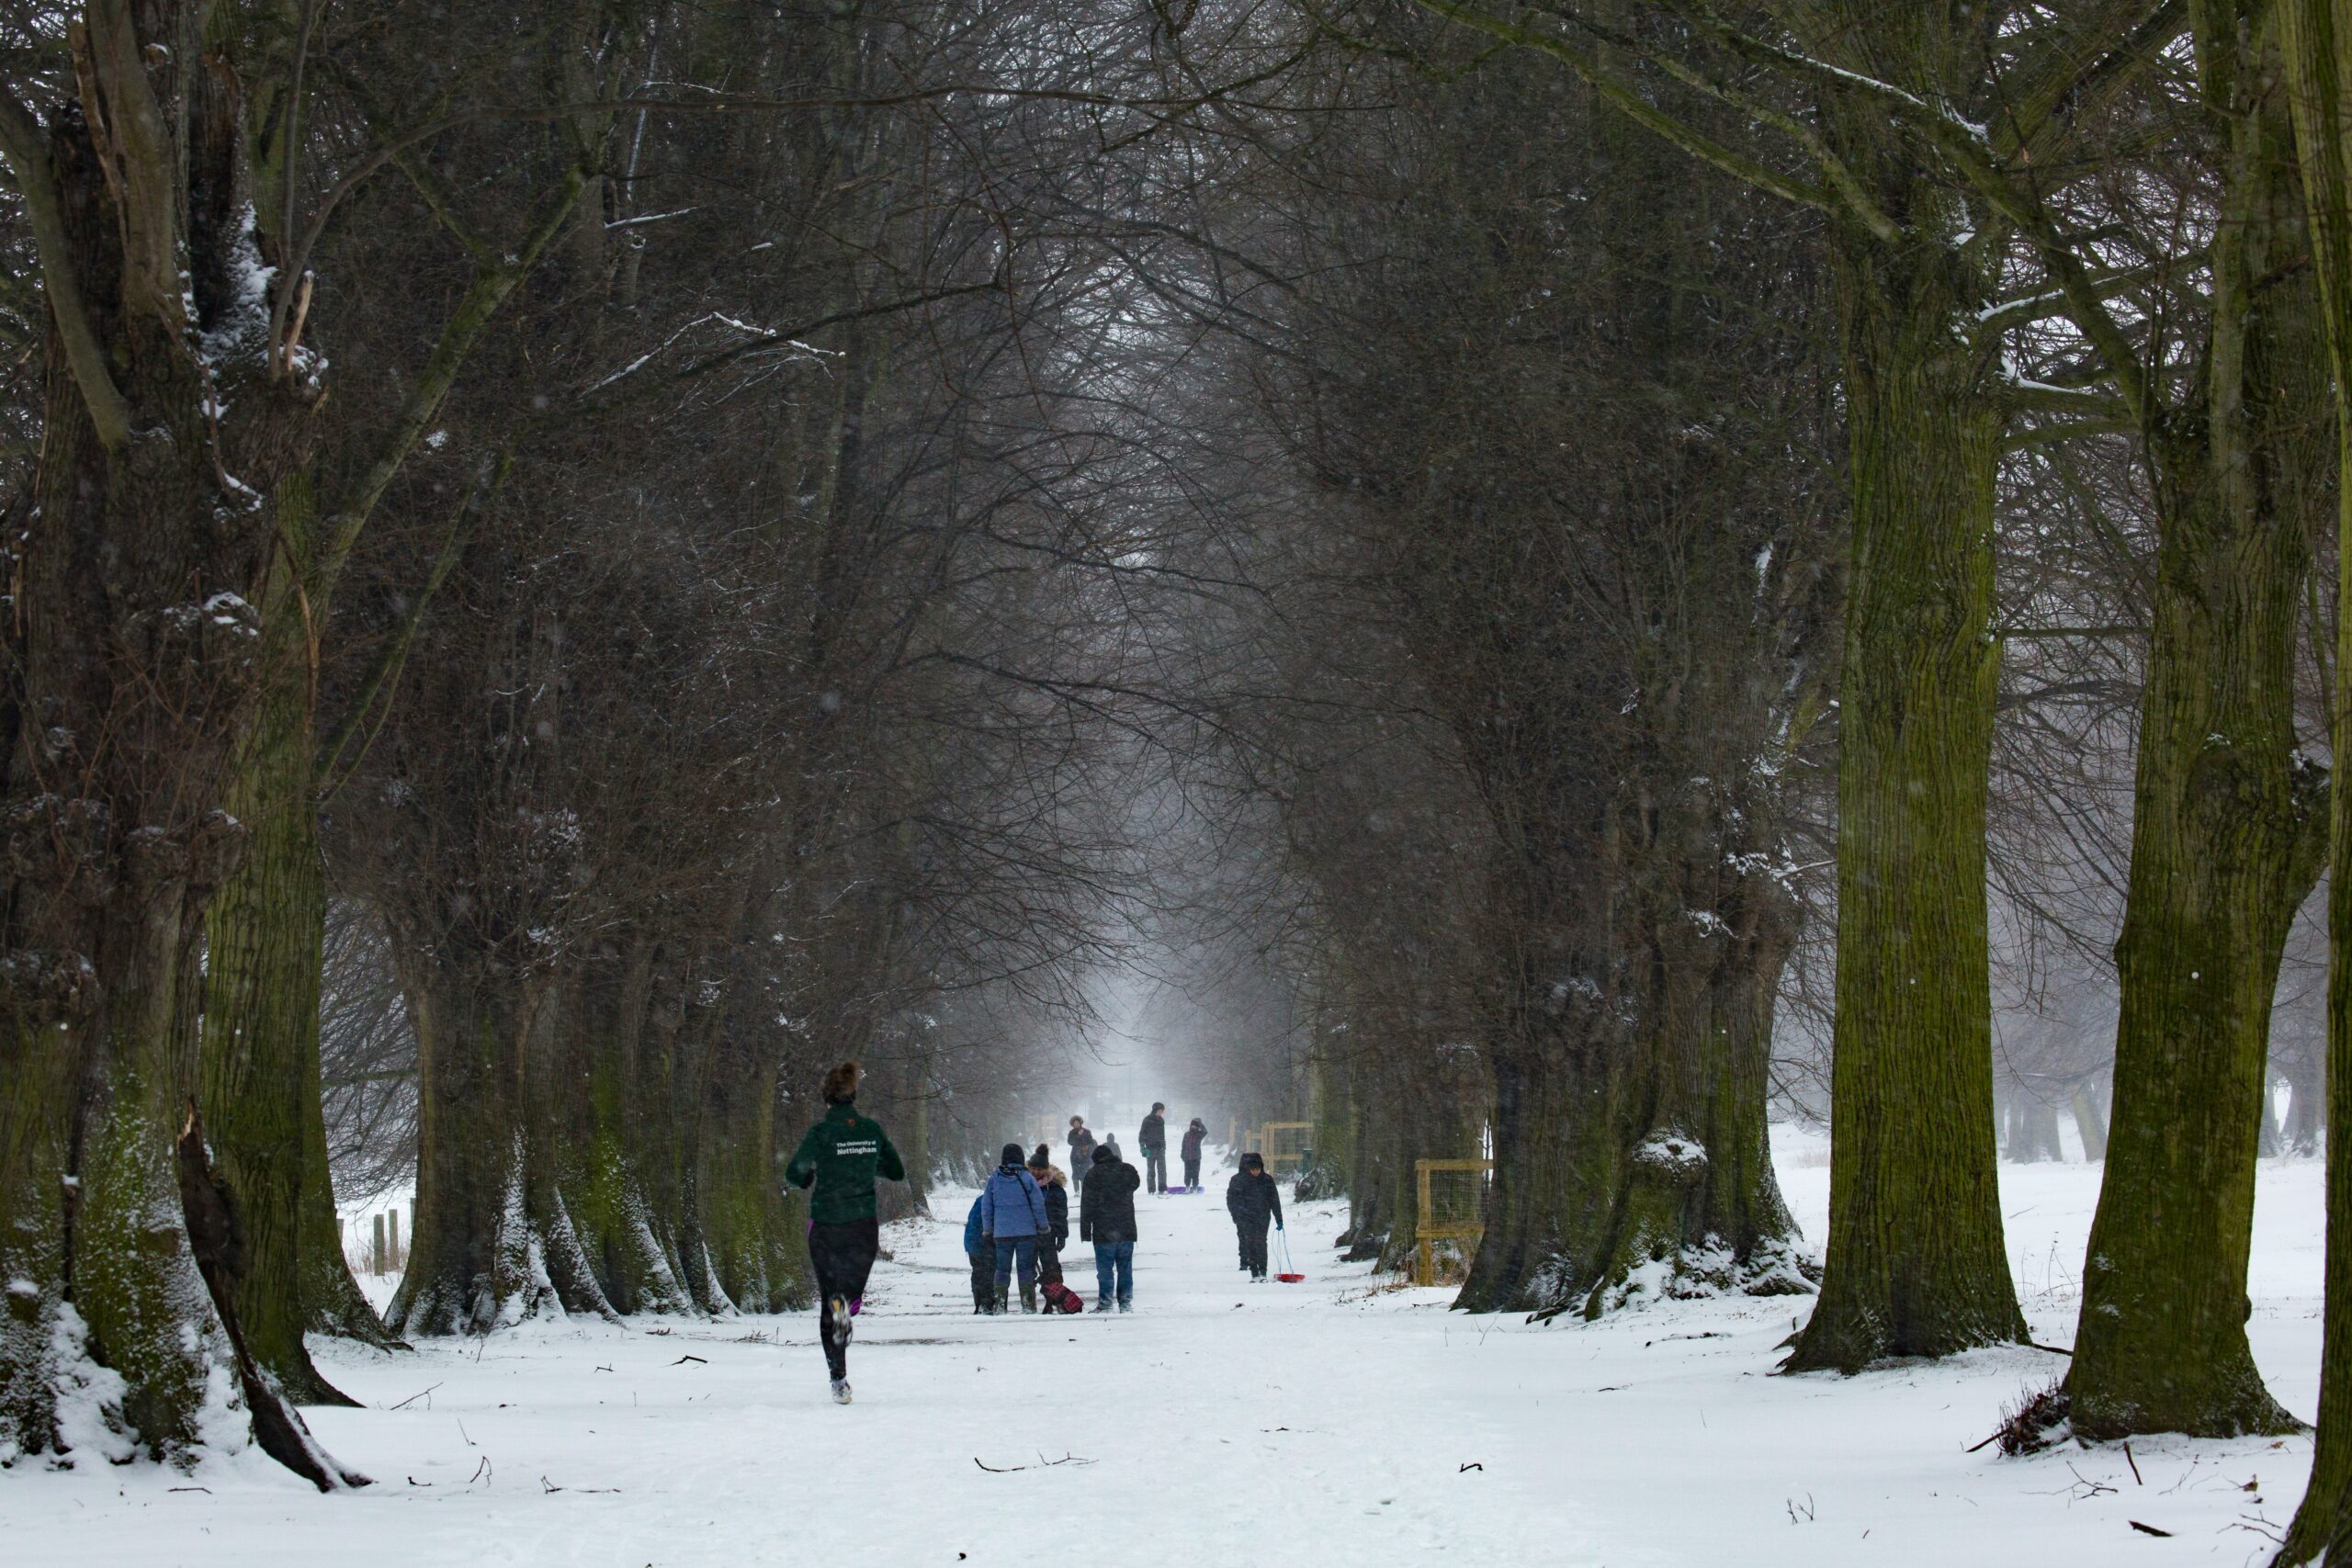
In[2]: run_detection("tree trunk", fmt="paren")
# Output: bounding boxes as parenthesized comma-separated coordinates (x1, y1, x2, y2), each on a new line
(1458, 862, 1805, 1314)
(2067, 34, 2317, 1439)
(560, 953, 695, 1316)
(2290, 1053, 2325, 1156)
(0, 40, 334, 1470)
(2269, 2, 2352, 1557)
(200, 639, 396, 1403)
(700, 1032, 799, 1313)
(383, 957, 614, 1335)
(2072, 1079, 2111, 1163)
(1786, 218, 2026, 1371)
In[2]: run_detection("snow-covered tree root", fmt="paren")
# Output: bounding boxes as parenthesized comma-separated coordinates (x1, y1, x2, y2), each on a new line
(1461, 1052, 1815, 1322)
(389, 1131, 620, 1337)
(1, 1087, 367, 1491)
(1459, 891, 1815, 1322)
(388, 965, 805, 1332)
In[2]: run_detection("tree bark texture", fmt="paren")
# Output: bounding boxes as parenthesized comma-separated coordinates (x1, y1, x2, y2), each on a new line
(2271, 1, 2352, 1557)
(2070, 19, 2321, 1439)
(0, 10, 332, 1468)
(199, 646, 393, 1404)
(1786, 215, 2026, 1371)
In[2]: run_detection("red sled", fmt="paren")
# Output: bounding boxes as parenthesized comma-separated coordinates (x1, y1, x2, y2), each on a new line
(1040, 1280, 1086, 1314)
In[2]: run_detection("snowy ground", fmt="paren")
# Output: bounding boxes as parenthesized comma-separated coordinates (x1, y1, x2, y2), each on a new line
(6, 1128, 2325, 1566)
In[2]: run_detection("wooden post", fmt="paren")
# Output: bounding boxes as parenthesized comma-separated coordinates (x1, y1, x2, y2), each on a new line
(1417, 1164, 1434, 1286)
(372, 1213, 387, 1275)
(390, 1207, 401, 1270)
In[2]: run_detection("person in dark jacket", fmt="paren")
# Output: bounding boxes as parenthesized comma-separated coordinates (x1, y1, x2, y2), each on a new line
(1180, 1118, 1206, 1191)
(1226, 1151, 1283, 1281)
(980, 1143, 1051, 1313)
(963, 1193, 993, 1313)
(1028, 1145, 1071, 1289)
(1078, 1142, 1142, 1311)
(1067, 1116, 1098, 1188)
(784, 1062, 907, 1402)
(1139, 1103, 1169, 1195)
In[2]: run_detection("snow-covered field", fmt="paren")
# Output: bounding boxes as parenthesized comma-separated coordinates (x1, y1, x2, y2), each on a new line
(6, 1127, 2325, 1566)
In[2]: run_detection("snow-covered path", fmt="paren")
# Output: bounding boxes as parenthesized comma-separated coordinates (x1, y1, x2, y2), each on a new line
(6, 1137, 2327, 1565)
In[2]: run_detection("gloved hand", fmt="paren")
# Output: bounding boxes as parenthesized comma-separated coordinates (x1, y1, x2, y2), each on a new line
(1276, 1221, 1284, 1231)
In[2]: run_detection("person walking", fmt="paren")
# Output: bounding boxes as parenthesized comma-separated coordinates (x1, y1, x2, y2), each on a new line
(963, 1192, 994, 1314)
(1067, 1115, 1097, 1188)
(1027, 1145, 1071, 1292)
(980, 1143, 1051, 1313)
(1079, 1141, 1142, 1311)
(1181, 1118, 1206, 1192)
(783, 1062, 907, 1404)
(1139, 1103, 1169, 1195)
(1226, 1151, 1283, 1282)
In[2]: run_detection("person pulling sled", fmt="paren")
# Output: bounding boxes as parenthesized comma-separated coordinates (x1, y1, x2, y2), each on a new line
(1226, 1151, 1283, 1281)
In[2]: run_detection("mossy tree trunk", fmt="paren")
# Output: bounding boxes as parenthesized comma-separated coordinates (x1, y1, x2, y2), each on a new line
(700, 1023, 800, 1313)
(2068, 17, 2321, 1440)
(198, 651, 387, 1404)
(0, 6, 341, 1472)
(383, 955, 614, 1336)
(560, 948, 696, 1316)
(1785, 209, 2026, 1371)
(1458, 843, 1808, 1314)
(2271, 2, 2352, 1558)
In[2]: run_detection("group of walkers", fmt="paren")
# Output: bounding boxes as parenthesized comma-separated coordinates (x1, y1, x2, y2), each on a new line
(961, 1138, 1140, 1314)
(782, 1061, 1291, 1405)
(1063, 1104, 1209, 1193)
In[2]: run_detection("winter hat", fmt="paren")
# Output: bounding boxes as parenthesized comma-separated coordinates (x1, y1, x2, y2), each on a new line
(1001, 1142, 1027, 1169)
(1092, 1142, 1119, 1166)
(1028, 1144, 1052, 1171)
(820, 1062, 861, 1104)
(1240, 1152, 1264, 1171)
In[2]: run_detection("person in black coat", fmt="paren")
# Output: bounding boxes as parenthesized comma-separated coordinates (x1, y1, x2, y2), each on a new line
(1079, 1142, 1142, 1311)
(1226, 1151, 1283, 1281)
(1139, 1103, 1169, 1195)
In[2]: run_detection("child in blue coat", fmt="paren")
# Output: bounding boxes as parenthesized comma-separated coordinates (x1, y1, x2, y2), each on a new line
(963, 1194, 992, 1313)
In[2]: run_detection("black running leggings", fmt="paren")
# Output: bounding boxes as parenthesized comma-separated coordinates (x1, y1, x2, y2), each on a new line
(808, 1218, 881, 1380)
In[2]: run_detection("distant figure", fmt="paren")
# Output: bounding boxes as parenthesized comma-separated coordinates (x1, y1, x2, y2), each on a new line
(1226, 1151, 1283, 1282)
(1080, 1142, 1143, 1312)
(1181, 1118, 1206, 1191)
(980, 1143, 1051, 1314)
(1068, 1115, 1098, 1186)
(963, 1193, 993, 1313)
(1139, 1102, 1169, 1195)
(784, 1062, 907, 1403)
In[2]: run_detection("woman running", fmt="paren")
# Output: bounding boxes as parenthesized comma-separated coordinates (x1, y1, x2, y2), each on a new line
(784, 1062, 907, 1404)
